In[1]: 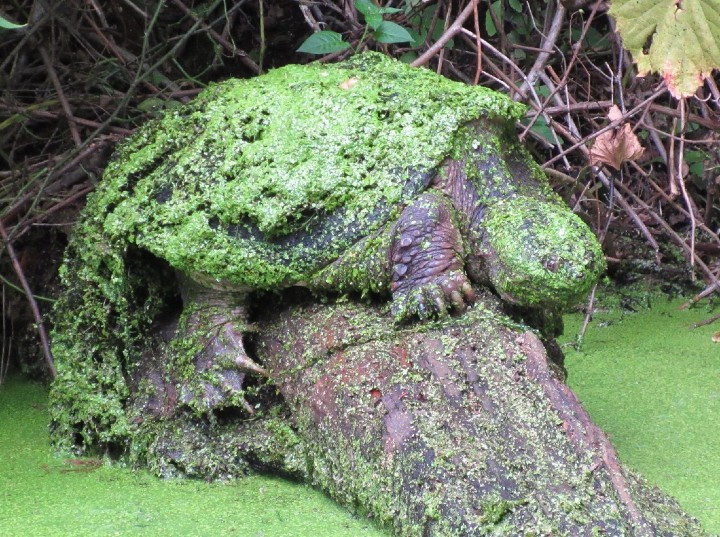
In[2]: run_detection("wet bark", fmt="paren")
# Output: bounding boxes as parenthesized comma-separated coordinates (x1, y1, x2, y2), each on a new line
(138, 291, 705, 536)
(243, 293, 704, 536)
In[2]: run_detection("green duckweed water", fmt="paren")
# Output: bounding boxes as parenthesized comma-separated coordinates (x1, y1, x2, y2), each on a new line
(561, 295, 720, 535)
(0, 380, 387, 537)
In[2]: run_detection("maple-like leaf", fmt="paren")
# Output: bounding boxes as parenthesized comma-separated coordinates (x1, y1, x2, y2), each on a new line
(609, 0, 720, 97)
(589, 106, 645, 170)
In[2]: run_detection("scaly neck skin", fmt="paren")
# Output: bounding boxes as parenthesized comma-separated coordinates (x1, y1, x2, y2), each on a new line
(177, 271, 249, 325)
(431, 158, 493, 285)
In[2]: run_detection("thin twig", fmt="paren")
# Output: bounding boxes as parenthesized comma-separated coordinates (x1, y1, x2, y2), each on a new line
(169, 0, 260, 74)
(4, 0, 224, 244)
(543, 100, 613, 115)
(614, 178, 720, 289)
(521, 1, 604, 139)
(676, 99, 696, 270)
(682, 283, 720, 309)
(458, 29, 545, 108)
(689, 313, 720, 329)
(648, 103, 720, 130)
(0, 220, 56, 378)
(596, 174, 660, 254)
(471, 0, 481, 85)
(518, 1, 566, 94)
(39, 46, 82, 147)
(577, 283, 597, 345)
(542, 86, 666, 168)
(411, 0, 478, 67)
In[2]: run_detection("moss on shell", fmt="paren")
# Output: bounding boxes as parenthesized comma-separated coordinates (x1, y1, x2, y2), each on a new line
(49, 210, 173, 451)
(96, 52, 523, 290)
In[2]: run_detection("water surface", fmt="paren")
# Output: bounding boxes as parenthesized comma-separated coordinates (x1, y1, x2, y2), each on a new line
(562, 295, 720, 534)
(0, 380, 386, 537)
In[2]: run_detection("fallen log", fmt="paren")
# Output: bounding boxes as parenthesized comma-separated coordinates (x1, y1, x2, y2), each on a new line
(139, 291, 705, 536)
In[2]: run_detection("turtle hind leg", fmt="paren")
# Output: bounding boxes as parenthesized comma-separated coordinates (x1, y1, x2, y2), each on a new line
(187, 312, 266, 414)
(176, 280, 267, 414)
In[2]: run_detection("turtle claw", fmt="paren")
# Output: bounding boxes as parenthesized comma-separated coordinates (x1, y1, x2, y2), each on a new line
(392, 270, 475, 323)
(235, 353, 267, 377)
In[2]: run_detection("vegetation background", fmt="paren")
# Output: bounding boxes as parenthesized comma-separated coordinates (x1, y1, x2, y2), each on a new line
(0, 0, 718, 388)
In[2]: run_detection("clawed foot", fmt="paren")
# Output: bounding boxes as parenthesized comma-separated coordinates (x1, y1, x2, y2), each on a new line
(391, 270, 476, 323)
(180, 321, 267, 414)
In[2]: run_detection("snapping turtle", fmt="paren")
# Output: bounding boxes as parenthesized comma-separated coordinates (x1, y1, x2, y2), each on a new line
(54, 53, 604, 415)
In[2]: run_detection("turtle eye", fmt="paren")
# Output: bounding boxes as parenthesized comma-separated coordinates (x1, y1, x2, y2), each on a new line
(543, 254, 560, 273)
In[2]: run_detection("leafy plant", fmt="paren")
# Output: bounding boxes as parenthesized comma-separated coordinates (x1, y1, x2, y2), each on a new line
(484, 0, 532, 60)
(405, 3, 454, 50)
(0, 14, 26, 30)
(685, 149, 710, 184)
(297, 31, 351, 55)
(297, 0, 413, 55)
(484, 0, 502, 37)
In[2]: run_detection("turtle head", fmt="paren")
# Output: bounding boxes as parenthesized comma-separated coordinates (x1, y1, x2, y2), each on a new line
(471, 196, 605, 308)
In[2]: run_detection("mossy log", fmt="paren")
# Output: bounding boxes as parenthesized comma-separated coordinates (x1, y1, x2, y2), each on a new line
(142, 292, 705, 536)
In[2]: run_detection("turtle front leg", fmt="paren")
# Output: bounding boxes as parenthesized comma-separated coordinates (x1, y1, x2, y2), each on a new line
(390, 191, 476, 322)
(176, 278, 267, 413)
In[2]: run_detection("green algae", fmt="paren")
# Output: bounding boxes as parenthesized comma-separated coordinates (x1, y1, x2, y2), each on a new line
(0, 378, 387, 537)
(561, 294, 720, 534)
(481, 196, 604, 306)
(99, 51, 521, 290)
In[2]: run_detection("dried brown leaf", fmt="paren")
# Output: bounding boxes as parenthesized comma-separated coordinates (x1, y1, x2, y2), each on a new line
(589, 106, 645, 170)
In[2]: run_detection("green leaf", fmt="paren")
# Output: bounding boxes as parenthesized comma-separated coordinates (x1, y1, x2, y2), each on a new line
(373, 21, 414, 44)
(378, 7, 402, 14)
(485, 1, 502, 37)
(513, 50, 527, 60)
(535, 84, 551, 98)
(365, 13, 384, 30)
(355, 0, 400, 16)
(508, 0, 523, 13)
(354, 0, 381, 29)
(297, 31, 351, 54)
(0, 15, 26, 30)
(355, 0, 390, 30)
(609, 0, 720, 97)
(404, 0, 424, 12)
(355, 0, 378, 16)
(579, 27, 609, 52)
(407, 27, 424, 48)
(409, 4, 453, 47)
(685, 149, 708, 179)
(399, 51, 419, 63)
(523, 116, 559, 147)
(484, 15, 496, 36)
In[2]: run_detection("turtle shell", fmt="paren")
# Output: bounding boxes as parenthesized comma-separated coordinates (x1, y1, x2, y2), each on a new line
(94, 52, 524, 289)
